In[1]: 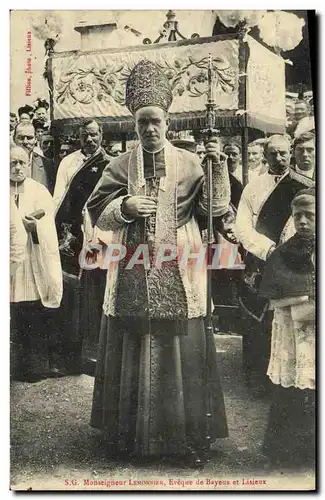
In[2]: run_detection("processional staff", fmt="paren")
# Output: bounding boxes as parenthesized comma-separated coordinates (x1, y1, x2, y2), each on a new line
(205, 53, 218, 338)
(202, 53, 220, 456)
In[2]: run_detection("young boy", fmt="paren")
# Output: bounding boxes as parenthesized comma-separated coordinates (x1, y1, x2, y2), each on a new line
(259, 187, 315, 464)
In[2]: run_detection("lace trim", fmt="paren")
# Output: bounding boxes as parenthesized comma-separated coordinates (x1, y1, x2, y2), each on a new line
(267, 377, 315, 391)
(267, 307, 315, 392)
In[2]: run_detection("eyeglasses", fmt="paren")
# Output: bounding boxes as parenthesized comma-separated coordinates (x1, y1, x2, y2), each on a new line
(16, 135, 34, 141)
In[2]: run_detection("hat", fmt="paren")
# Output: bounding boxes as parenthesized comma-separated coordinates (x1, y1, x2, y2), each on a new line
(34, 98, 49, 111)
(125, 59, 173, 115)
(18, 104, 34, 117)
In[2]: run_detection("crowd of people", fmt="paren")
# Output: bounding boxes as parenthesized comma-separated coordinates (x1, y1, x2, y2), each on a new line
(10, 64, 315, 469)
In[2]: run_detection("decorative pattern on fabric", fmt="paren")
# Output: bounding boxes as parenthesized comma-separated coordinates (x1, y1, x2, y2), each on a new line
(100, 142, 210, 321)
(197, 161, 231, 218)
(289, 167, 315, 188)
(97, 196, 134, 231)
(146, 143, 188, 320)
(246, 36, 286, 131)
(102, 226, 126, 316)
(51, 39, 239, 120)
(145, 178, 160, 252)
(115, 219, 149, 317)
(112, 146, 149, 318)
(267, 306, 315, 391)
(125, 59, 173, 114)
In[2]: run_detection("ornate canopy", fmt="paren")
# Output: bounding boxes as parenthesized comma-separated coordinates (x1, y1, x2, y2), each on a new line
(47, 33, 286, 136)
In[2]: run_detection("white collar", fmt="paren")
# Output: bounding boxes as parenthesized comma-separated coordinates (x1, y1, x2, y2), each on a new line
(296, 165, 314, 179)
(141, 142, 166, 155)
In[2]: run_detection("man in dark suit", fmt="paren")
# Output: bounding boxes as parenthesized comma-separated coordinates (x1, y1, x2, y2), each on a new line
(14, 122, 55, 195)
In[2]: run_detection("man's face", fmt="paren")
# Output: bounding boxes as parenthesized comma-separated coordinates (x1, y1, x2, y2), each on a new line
(292, 197, 315, 238)
(265, 137, 290, 174)
(224, 145, 240, 173)
(295, 102, 309, 122)
(41, 134, 54, 157)
(19, 113, 31, 124)
(35, 107, 48, 120)
(285, 100, 295, 119)
(135, 106, 168, 152)
(10, 115, 17, 132)
(80, 121, 102, 156)
(10, 147, 29, 183)
(294, 139, 315, 172)
(248, 145, 263, 169)
(35, 127, 44, 143)
(14, 124, 36, 154)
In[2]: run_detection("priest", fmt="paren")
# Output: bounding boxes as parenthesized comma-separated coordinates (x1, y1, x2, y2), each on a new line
(87, 59, 230, 466)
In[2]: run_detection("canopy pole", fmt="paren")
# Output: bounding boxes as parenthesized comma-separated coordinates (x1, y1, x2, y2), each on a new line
(238, 24, 249, 187)
(241, 127, 249, 186)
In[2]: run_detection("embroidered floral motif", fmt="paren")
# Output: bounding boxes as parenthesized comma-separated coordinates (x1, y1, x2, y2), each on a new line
(55, 56, 236, 107)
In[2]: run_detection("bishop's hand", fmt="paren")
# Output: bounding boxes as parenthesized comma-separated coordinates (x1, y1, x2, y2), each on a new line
(122, 196, 157, 219)
(202, 140, 227, 167)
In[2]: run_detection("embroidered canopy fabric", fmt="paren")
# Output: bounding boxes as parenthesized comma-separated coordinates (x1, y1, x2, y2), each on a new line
(48, 34, 286, 134)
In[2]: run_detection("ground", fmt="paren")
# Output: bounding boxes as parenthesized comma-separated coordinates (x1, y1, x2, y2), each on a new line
(10, 334, 315, 491)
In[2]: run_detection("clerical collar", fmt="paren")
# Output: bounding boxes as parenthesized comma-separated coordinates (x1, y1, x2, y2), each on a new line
(142, 143, 165, 155)
(10, 180, 25, 194)
(142, 144, 166, 179)
(81, 146, 101, 160)
(268, 168, 289, 177)
(296, 165, 314, 179)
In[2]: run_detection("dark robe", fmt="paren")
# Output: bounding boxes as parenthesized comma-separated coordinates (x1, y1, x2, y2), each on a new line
(229, 172, 243, 210)
(10, 301, 54, 380)
(31, 151, 56, 195)
(259, 233, 315, 301)
(211, 172, 244, 333)
(87, 146, 229, 457)
(263, 386, 315, 465)
(54, 148, 110, 370)
(55, 148, 110, 278)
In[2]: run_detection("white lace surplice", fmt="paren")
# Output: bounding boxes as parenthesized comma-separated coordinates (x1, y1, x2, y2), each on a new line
(267, 304, 315, 391)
